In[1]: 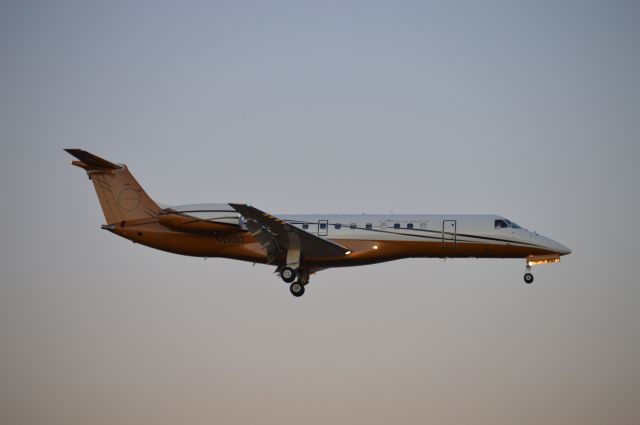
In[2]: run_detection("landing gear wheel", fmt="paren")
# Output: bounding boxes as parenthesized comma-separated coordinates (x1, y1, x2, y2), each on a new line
(290, 282, 305, 297)
(524, 273, 534, 284)
(280, 267, 297, 283)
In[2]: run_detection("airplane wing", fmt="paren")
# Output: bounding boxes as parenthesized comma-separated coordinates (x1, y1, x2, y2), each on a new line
(229, 203, 350, 264)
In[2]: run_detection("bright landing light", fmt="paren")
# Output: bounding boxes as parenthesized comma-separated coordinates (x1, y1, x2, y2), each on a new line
(345, 250, 351, 255)
(373, 245, 379, 250)
(527, 255, 561, 267)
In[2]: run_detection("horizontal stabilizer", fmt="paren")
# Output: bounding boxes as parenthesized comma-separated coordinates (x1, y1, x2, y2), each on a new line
(65, 149, 121, 170)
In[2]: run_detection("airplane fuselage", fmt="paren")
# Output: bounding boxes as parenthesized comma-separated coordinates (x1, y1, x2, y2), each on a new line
(109, 206, 570, 268)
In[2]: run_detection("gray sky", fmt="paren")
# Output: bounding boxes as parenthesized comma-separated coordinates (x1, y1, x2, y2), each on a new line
(1, 1, 639, 424)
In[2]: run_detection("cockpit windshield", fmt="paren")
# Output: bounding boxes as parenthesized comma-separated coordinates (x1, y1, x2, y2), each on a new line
(505, 220, 521, 229)
(495, 219, 523, 229)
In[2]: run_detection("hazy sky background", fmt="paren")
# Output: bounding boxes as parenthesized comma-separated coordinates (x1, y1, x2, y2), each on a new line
(1, 1, 639, 424)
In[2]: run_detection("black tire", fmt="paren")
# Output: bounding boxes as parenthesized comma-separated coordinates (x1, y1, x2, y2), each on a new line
(290, 282, 305, 297)
(280, 267, 297, 283)
(524, 273, 534, 284)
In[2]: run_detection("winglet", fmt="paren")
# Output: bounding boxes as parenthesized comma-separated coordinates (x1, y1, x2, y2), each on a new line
(64, 149, 121, 171)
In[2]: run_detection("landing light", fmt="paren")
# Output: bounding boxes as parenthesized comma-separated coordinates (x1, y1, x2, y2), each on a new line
(345, 250, 351, 255)
(373, 245, 379, 250)
(527, 255, 561, 267)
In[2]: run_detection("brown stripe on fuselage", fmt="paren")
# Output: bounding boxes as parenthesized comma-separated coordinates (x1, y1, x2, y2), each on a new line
(111, 222, 555, 267)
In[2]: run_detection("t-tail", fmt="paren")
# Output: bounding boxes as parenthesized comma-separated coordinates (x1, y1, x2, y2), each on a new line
(65, 149, 161, 225)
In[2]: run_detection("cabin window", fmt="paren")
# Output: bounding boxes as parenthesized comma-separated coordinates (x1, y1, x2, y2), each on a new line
(350, 223, 357, 229)
(494, 219, 508, 229)
(394, 223, 400, 229)
(407, 223, 414, 229)
(319, 222, 327, 230)
(302, 224, 309, 229)
(366, 223, 372, 230)
(334, 223, 341, 230)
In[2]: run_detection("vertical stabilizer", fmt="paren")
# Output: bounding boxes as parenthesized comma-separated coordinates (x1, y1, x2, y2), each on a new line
(65, 149, 160, 225)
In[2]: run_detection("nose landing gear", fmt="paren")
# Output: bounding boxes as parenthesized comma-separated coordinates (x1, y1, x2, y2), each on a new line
(524, 264, 534, 284)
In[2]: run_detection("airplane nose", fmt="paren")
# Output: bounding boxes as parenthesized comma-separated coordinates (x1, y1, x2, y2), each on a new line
(536, 235, 571, 256)
(549, 239, 571, 256)
(556, 243, 571, 256)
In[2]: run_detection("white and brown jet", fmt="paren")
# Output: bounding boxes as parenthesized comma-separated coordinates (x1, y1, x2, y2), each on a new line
(66, 149, 571, 297)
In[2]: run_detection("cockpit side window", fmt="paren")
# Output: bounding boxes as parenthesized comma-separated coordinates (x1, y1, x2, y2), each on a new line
(494, 219, 508, 229)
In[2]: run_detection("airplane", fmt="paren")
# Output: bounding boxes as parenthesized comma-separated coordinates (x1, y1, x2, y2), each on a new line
(65, 149, 571, 297)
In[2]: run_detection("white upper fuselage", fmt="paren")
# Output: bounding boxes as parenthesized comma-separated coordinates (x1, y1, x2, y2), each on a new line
(282, 214, 570, 255)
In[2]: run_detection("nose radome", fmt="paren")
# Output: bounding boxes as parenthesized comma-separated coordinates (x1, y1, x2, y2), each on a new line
(549, 239, 571, 256)
(558, 243, 572, 256)
(536, 235, 571, 256)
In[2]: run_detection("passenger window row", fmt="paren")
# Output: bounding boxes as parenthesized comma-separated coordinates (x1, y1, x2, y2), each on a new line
(301, 222, 422, 230)
(290, 221, 461, 231)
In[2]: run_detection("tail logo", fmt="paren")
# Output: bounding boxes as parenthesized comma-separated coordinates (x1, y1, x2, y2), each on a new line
(117, 188, 141, 211)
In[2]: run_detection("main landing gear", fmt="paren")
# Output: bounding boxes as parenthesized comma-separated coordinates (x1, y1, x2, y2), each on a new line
(278, 267, 310, 297)
(290, 281, 305, 297)
(524, 264, 534, 284)
(280, 267, 297, 283)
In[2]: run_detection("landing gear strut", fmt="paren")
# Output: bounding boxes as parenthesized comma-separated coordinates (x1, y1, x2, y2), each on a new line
(524, 264, 534, 284)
